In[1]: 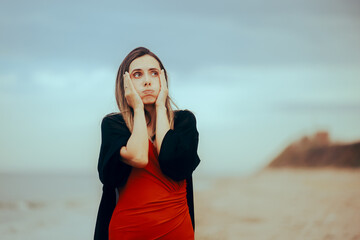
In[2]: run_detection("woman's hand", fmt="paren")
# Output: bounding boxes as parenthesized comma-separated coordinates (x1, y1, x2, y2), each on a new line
(155, 69, 168, 108)
(124, 72, 143, 110)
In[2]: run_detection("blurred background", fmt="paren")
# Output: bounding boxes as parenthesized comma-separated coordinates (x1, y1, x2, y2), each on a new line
(1, 0, 360, 176)
(1, 0, 360, 239)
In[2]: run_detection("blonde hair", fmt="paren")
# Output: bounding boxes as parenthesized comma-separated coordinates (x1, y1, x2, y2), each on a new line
(115, 47, 177, 132)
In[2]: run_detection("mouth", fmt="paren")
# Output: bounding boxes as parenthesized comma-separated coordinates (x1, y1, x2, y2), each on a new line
(142, 90, 155, 95)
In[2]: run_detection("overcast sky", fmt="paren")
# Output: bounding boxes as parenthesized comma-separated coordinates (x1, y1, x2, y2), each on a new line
(1, 0, 359, 175)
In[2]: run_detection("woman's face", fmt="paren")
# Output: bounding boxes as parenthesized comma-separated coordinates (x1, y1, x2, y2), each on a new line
(128, 54, 161, 105)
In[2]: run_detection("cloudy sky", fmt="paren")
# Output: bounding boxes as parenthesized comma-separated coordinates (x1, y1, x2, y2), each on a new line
(1, 0, 359, 175)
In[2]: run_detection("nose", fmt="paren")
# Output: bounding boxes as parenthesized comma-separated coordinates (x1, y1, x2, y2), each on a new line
(144, 73, 151, 86)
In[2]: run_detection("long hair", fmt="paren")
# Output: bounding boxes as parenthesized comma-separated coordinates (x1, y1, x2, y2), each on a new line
(115, 47, 177, 132)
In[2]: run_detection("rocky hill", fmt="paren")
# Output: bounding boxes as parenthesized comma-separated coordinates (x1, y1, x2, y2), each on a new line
(268, 131, 360, 168)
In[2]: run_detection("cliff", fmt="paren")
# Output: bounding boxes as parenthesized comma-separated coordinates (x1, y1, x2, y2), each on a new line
(268, 131, 360, 168)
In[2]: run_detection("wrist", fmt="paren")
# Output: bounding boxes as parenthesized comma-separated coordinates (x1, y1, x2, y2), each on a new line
(156, 105, 167, 112)
(133, 106, 144, 114)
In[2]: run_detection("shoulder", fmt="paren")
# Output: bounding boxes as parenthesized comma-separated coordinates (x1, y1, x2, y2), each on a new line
(174, 109, 196, 119)
(173, 109, 197, 128)
(101, 112, 128, 130)
(102, 112, 125, 123)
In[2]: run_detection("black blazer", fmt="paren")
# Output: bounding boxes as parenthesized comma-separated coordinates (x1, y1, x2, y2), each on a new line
(94, 110, 201, 240)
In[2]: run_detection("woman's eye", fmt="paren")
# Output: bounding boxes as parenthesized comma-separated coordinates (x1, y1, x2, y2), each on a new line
(151, 71, 158, 76)
(133, 72, 141, 78)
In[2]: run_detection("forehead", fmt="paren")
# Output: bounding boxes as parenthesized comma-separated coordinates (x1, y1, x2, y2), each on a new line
(129, 55, 160, 72)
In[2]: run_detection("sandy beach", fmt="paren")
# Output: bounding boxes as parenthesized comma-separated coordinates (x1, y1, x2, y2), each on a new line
(1, 168, 359, 240)
(195, 168, 360, 240)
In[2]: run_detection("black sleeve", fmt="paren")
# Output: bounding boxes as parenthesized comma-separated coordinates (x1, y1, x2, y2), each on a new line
(158, 110, 201, 181)
(97, 114, 132, 187)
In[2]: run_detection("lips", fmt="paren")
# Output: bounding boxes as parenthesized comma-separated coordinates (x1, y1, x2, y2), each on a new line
(142, 90, 154, 95)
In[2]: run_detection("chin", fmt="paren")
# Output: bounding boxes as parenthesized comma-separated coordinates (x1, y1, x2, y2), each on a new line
(142, 96, 156, 105)
(142, 98, 156, 105)
(143, 102, 156, 106)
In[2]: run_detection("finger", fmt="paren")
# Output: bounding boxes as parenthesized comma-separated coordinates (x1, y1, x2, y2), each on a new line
(124, 72, 142, 102)
(125, 72, 137, 91)
(160, 69, 167, 90)
(123, 72, 135, 94)
(123, 72, 129, 90)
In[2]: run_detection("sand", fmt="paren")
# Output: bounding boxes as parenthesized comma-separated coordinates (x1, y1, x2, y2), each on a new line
(195, 168, 360, 240)
(1, 169, 360, 240)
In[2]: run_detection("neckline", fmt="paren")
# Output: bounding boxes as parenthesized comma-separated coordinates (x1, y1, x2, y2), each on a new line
(149, 134, 156, 143)
(148, 139, 159, 159)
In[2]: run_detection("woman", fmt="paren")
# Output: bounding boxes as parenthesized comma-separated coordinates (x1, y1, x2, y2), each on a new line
(94, 47, 201, 240)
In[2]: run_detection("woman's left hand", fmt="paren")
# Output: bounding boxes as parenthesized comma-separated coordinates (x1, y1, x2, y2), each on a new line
(156, 69, 168, 108)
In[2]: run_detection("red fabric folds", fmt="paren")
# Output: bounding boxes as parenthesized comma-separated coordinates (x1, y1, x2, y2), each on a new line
(109, 139, 194, 240)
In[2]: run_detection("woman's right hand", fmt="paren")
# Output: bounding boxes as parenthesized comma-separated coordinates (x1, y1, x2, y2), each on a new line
(123, 72, 143, 110)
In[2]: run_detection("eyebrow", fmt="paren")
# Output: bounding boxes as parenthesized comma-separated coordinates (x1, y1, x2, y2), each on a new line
(131, 68, 160, 73)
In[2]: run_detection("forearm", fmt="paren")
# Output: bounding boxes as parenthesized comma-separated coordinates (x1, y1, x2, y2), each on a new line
(156, 106, 170, 154)
(120, 108, 148, 167)
(157, 110, 200, 180)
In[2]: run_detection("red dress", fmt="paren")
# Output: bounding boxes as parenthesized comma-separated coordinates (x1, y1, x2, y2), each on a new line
(108, 139, 194, 240)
